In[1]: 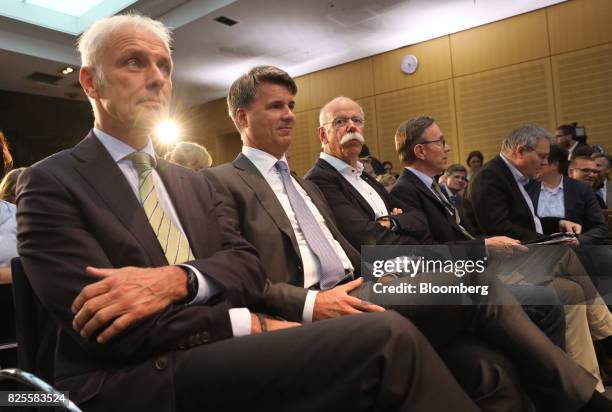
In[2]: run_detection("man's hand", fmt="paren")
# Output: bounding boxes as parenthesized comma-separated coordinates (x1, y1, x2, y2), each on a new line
(390, 208, 403, 216)
(559, 219, 582, 235)
(250, 313, 301, 334)
(485, 236, 528, 258)
(72, 265, 188, 344)
(313, 277, 385, 321)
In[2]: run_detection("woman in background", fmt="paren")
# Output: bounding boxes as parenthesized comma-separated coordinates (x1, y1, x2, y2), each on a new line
(0, 131, 17, 283)
(166, 141, 213, 171)
(466, 150, 484, 180)
(0, 167, 25, 204)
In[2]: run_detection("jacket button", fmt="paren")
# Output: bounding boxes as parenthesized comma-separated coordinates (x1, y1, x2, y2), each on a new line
(200, 331, 210, 343)
(188, 335, 197, 346)
(154, 356, 168, 371)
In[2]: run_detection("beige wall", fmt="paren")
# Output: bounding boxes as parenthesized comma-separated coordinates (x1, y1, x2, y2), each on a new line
(190, 0, 612, 175)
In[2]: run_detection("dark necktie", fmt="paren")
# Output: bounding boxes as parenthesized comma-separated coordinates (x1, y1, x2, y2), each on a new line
(431, 180, 475, 240)
(275, 161, 350, 289)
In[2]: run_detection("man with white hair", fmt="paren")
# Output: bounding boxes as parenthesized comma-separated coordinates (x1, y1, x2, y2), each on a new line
(16, 14, 460, 412)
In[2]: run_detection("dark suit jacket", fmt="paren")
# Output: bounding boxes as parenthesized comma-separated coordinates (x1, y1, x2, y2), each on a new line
(391, 168, 486, 258)
(202, 153, 360, 322)
(16, 132, 265, 410)
(465, 155, 542, 242)
(304, 158, 431, 250)
(527, 176, 608, 245)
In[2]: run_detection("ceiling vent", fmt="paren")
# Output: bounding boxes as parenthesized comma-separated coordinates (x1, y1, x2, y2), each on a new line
(27, 72, 63, 85)
(214, 16, 239, 26)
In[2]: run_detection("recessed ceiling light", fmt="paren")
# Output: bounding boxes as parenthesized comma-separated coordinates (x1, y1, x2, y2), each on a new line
(60, 66, 74, 75)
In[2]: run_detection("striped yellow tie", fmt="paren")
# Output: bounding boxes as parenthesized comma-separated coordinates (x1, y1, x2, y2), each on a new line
(127, 152, 194, 264)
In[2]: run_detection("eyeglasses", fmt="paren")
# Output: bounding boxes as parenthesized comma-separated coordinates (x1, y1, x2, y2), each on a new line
(323, 116, 365, 129)
(419, 137, 446, 147)
(573, 168, 599, 174)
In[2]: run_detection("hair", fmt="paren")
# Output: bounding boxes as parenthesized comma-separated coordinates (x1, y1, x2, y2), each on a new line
(547, 144, 569, 175)
(376, 173, 397, 186)
(466, 150, 483, 166)
(501, 124, 554, 154)
(446, 163, 467, 176)
(556, 124, 576, 138)
(0, 131, 12, 180)
(318, 96, 364, 126)
(227, 66, 297, 131)
(569, 155, 596, 169)
(592, 152, 612, 168)
(395, 116, 435, 164)
(165, 142, 212, 171)
(0, 167, 24, 204)
(77, 13, 172, 86)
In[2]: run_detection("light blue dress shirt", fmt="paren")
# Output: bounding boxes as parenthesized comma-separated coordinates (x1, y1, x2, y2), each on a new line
(0, 200, 17, 267)
(537, 180, 565, 218)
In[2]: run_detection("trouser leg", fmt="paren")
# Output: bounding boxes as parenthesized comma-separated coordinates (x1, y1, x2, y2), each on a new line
(174, 311, 479, 412)
(354, 271, 597, 412)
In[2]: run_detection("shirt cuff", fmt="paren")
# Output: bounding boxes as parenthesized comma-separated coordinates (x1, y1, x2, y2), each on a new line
(302, 290, 319, 323)
(177, 264, 219, 305)
(229, 308, 251, 337)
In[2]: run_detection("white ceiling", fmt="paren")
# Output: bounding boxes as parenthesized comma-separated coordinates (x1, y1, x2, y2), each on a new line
(0, 0, 566, 105)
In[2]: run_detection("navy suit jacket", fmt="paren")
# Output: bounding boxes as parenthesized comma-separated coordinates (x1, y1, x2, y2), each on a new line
(527, 176, 608, 245)
(391, 168, 486, 258)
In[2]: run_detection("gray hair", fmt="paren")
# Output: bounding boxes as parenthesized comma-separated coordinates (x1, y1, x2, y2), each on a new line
(166, 142, 212, 171)
(318, 96, 364, 127)
(501, 124, 554, 154)
(77, 13, 172, 86)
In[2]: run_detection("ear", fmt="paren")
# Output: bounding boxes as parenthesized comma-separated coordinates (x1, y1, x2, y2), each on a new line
(79, 67, 100, 99)
(516, 145, 526, 158)
(414, 143, 426, 161)
(317, 126, 328, 147)
(236, 108, 248, 130)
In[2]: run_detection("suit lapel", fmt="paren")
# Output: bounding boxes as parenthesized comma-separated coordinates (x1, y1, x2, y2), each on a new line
(70, 132, 166, 266)
(316, 158, 377, 219)
(403, 169, 449, 215)
(360, 172, 393, 211)
(493, 156, 536, 229)
(233, 154, 301, 256)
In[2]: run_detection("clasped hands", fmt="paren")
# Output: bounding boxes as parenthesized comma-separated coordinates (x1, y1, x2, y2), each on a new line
(376, 208, 403, 229)
(71, 265, 302, 343)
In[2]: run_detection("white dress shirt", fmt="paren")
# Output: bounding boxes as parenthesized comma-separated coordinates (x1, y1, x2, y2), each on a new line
(538, 180, 565, 218)
(499, 154, 543, 234)
(0, 200, 17, 267)
(243, 146, 354, 322)
(319, 153, 388, 218)
(93, 128, 250, 336)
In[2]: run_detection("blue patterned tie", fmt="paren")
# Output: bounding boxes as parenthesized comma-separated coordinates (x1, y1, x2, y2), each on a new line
(275, 161, 348, 289)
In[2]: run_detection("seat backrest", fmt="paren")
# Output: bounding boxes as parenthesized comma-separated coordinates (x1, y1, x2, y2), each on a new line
(10, 258, 56, 384)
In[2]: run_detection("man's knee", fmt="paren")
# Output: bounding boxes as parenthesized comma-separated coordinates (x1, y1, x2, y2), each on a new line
(552, 278, 586, 305)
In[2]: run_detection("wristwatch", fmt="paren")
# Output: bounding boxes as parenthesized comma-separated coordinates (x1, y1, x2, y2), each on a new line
(184, 268, 199, 303)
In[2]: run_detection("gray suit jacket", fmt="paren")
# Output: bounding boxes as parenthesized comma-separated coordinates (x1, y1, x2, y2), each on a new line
(202, 153, 361, 322)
